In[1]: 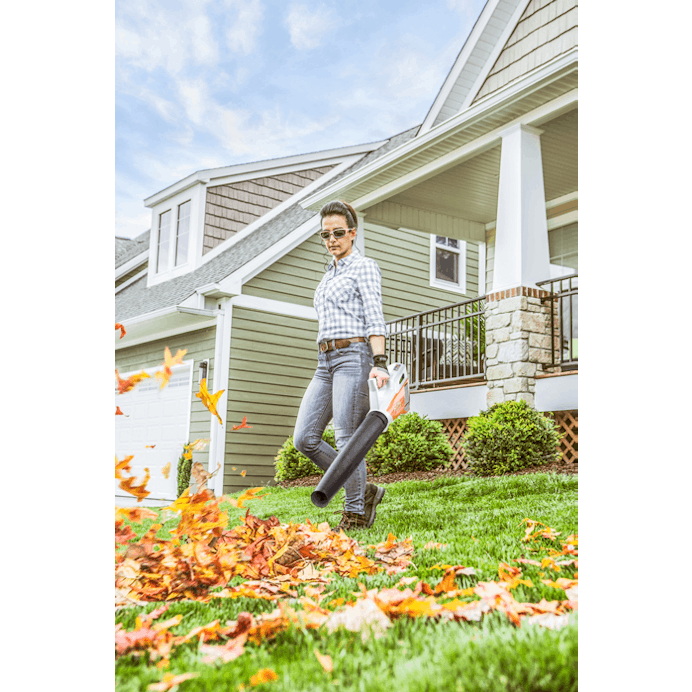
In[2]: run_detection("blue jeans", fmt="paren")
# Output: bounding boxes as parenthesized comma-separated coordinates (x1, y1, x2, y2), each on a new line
(294, 341, 373, 513)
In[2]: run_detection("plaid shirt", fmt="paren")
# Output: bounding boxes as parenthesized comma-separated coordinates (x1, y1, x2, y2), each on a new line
(314, 248, 387, 343)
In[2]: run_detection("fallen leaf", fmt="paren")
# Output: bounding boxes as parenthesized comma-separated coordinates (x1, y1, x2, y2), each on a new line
(232, 415, 253, 430)
(324, 598, 391, 642)
(422, 541, 448, 550)
(161, 462, 171, 479)
(524, 613, 571, 630)
(314, 648, 333, 673)
(115, 323, 126, 339)
(249, 668, 279, 685)
(196, 378, 225, 425)
(147, 672, 199, 691)
(115, 506, 158, 522)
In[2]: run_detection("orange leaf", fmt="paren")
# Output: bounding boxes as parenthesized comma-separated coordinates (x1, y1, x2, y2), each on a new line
(115, 406, 129, 416)
(249, 669, 279, 686)
(232, 416, 253, 430)
(314, 649, 333, 673)
(161, 462, 171, 479)
(235, 487, 266, 508)
(115, 323, 126, 339)
(116, 506, 158, 522)
(195, 378, 225, 425)
(147, 672, 199, 691)
(118, 468, 151, 502)
(155, 347, 187, 389)
(116, 369, 151, 394)
(241, 470, 247, 477)
(115, 455, 134, 480)
(146, 445, 156, 449)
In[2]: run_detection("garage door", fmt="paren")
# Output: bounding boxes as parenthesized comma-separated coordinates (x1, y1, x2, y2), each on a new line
(115, 361, 193, 504)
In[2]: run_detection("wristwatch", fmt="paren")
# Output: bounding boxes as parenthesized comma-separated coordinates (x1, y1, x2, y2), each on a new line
(373, 354, 388, 371)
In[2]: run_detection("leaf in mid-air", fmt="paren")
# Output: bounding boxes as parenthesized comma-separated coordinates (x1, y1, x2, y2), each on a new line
(161, 462, 171, 479)
(195, 378, 225, 425)
(118, 468, 151, 502)
(155, 347, 187, 389)
(115, 406, 128, 416)
(232, 416, 253, 430)
(115, 369, 151, 394)
(115, 455, 134, 480)
(249, 668, 279, 686)
(115, 323, 126, 339)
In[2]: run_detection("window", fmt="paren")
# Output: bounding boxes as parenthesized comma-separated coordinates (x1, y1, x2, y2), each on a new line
(155, 200, 191, 274)
(548, 222, 578, 272)
(430, 235, 467, 293)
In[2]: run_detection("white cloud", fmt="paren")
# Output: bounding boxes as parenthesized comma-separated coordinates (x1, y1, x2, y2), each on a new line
(224, 0, 264, 55)
(285, 3, 335, 51)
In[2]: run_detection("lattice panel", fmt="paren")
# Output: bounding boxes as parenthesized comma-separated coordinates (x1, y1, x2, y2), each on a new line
(440, 418, 470, 471)
(440, 409, 578, 469)
(553, 409, 578, 463)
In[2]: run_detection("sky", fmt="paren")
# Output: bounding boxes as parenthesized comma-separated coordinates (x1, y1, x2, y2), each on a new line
(115, 0, 488, 239)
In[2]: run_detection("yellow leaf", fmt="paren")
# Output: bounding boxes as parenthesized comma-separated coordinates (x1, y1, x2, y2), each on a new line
(314, 648, 333, 673)
(161, 462, 171, 479)
(249, 668, 279, 685)
(195, 378, 225, 425)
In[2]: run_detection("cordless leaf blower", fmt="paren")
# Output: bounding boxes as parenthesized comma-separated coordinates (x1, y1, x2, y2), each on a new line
(311, 362, 410, 508)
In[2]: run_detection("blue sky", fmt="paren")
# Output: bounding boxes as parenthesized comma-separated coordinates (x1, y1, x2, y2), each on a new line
(115, 0, 488, 238)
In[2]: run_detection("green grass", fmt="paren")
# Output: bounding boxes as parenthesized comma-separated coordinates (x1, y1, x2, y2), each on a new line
(116, 473, 577, 692)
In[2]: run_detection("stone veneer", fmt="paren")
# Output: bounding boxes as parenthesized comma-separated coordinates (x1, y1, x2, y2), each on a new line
(484, 286, 559, 407)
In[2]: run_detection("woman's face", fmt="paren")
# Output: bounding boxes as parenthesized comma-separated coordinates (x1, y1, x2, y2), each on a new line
(321, 214, 356, 261)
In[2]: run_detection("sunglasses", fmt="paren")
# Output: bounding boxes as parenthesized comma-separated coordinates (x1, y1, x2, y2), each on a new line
(320, 228, 352, 240)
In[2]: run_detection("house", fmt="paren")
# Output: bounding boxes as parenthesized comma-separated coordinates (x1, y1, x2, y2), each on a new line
(115, 0, 578, 505)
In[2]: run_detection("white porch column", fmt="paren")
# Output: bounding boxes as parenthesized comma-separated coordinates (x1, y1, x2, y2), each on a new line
(493, 124, 551, 292)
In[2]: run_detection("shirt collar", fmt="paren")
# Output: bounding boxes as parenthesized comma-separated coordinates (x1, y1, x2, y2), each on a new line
(328, 247, 361, 271)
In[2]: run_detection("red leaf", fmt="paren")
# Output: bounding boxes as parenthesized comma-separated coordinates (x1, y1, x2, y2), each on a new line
(115, 323, 126, 339)
(232, 416, 253, 431)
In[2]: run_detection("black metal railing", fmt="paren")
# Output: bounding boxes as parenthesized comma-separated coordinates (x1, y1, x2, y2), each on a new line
(385, 296, 486, 390)
(536, 273, 578, 368)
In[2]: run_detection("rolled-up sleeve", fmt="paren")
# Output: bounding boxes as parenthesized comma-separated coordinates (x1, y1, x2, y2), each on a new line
(358, 259, 387, 338)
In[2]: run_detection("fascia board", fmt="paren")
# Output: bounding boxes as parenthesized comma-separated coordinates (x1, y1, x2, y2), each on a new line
(119, 305, 218, 328)
(115, 267, 148, 295)
(301, 49, 578, 212)
(197, 156, 362, 268)
(142, 142, 387, 209)
(418, 0, 504, 135)
(216, 214, 321, 294)
(460, 0, 533, 110)
(115, 250, 148, 279)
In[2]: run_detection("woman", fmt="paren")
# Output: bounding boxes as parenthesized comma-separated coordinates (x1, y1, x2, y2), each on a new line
(293, 200, 389, 532)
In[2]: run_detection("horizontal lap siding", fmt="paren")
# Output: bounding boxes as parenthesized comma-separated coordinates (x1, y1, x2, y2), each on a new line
(114, 327, 218, 470)
(367, 227, 481, 321)
(224, 307, 319, 492)
(242, 235, 327, 307)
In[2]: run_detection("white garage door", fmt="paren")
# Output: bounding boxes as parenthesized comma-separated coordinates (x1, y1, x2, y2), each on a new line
(115, 362, 193, 504)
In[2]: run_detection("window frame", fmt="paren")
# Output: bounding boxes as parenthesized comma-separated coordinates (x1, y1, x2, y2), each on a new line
(429, 234, 467, 294)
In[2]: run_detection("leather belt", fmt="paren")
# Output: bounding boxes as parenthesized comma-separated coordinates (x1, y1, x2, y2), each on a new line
(318, 337, 366, 353)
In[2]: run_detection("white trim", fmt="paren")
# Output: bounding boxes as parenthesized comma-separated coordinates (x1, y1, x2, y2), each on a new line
(429, 234, 467, 295)
(478, 241, 486, 296)
(198, 158, 358, 269)
(460, 0, 533, 111)
(546, 191, 578, 209)
(118, 305, 217, 328)
(116, 250, 148, 280)
(114, 318, 218, 350)
(144, 142, 387, 207)
(230, 293, 317, 320)
(419, 0, 506, 135)
(209, 301, 233, 496)
(115, 267, 148, 294)
(301, 50, 577, 212)
(547, 210, 577, 230)
(535, 372, 577, 412)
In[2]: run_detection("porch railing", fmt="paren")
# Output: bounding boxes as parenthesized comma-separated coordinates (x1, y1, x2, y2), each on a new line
(385, 296, 486, 390)
(536, 273, 578, 368)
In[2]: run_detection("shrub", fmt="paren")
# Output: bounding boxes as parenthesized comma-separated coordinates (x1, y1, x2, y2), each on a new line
(177, 443, 193, 497)
(365, 412, 454, 475)
(461, 399, 563, 476)
(274, 425, 337, 482)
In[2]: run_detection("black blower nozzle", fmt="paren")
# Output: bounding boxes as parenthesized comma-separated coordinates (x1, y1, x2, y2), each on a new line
(311, 410, 389, 508)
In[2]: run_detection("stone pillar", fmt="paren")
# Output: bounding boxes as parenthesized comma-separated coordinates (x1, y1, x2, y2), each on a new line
(484, 286, 557, 407)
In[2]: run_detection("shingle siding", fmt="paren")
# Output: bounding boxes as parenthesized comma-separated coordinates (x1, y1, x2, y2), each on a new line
(203, 166, 335, 254)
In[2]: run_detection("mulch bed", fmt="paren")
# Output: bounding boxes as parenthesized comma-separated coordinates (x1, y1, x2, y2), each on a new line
(276, 461, 578, 488)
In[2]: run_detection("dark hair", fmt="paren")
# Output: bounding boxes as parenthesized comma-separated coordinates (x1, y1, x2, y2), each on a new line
(319, 200, 357, 229)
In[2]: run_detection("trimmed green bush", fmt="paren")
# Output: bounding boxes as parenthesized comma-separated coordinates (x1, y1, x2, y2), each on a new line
(461, 399, 563, 476)
(274, 426, 336, 482)
(365, 412, 454, 475)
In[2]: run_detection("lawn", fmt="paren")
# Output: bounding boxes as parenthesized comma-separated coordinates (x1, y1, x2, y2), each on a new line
(115, 472, 578, 692)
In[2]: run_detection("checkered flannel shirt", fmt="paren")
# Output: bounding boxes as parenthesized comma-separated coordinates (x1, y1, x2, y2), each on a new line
(314, 248, 387, 344)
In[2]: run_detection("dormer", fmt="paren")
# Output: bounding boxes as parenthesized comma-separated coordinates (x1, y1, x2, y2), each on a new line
(142, 142, 388, 288)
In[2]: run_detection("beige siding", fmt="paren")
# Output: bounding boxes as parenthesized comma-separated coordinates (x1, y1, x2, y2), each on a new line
(114, 327, 218, 470)
(203, 166, 335, 254)
(366, 226, 481, 321)
(223, 307, 319, 492)
(473, 0, 578, 104)
(242, 235, 328, 307)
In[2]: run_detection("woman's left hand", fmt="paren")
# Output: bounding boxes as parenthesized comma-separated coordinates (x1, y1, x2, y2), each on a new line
(369, 366, 389, 389)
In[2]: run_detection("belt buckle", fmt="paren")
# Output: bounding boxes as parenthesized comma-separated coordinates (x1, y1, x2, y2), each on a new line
(319, 341, 328, 353)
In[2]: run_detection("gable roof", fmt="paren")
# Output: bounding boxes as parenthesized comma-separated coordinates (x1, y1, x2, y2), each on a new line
(115, 230, 150, 269)
(419, 0, 530, 134)
(115, 125, 420, 323)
